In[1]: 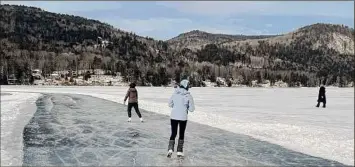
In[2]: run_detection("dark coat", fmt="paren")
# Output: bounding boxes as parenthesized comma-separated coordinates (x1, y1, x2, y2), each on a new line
(318, 86, 326, 103)
(124, 88, 138, 103)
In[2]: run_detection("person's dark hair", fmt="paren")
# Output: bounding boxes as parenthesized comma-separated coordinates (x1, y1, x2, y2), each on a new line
(129, 82, 136, 88)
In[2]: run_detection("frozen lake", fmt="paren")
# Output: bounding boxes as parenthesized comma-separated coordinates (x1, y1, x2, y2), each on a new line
(22, 94, 346, 166)
(1, 86, 354, 165)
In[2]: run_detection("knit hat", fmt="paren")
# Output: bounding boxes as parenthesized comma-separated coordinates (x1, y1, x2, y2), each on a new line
(180, 79, 189, 89)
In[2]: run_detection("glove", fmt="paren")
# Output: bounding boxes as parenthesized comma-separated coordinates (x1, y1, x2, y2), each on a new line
(123, 100, 126, 105)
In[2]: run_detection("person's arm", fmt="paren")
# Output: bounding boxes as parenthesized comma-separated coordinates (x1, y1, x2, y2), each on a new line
(168, 95, 174, 108)
(321, 90, 326, 98)
(187, 94, 195, 112)
(124, 89, 130, 102)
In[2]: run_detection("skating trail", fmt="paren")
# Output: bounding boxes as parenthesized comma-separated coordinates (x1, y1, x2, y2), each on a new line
(22, 94, 347, 166)
(3, 86, 353, 165)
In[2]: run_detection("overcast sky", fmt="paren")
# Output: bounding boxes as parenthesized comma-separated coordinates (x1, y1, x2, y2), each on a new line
(3, 1, 354, 40)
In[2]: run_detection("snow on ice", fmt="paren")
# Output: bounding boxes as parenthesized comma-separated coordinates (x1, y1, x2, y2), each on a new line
(1, 86, 354, 165)
(1, 91, 41, 166)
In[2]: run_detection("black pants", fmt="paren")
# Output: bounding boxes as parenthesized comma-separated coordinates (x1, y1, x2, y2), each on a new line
(316, 97, 326, 107)
(170, 119, 187, 140)
(127, 102, 142, 118)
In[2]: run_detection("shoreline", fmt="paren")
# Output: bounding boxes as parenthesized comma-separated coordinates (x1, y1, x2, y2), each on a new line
(1, 85, 353, 88)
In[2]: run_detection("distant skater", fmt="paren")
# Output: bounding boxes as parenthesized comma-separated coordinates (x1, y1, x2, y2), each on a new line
(316, 86, 326, 108)
(124, 83, 143, 122)
(167, 79, 195, 158)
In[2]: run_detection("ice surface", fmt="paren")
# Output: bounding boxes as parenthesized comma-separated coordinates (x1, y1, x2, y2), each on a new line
(1, 86, 354, 165)
(22, 93, 346, 166)
(1, 92, 41, 166)
(1, 93, 12, 96)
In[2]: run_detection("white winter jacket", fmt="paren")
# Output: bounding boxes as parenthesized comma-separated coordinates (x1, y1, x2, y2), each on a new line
(168, 87, 195, 121)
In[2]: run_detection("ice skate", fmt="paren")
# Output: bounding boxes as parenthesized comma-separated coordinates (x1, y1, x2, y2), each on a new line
(176, 139, 184, 158)
(167, 140, 175, 158)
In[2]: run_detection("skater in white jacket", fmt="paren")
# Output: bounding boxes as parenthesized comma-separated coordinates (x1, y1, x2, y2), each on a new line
(167, 79, 195, 158)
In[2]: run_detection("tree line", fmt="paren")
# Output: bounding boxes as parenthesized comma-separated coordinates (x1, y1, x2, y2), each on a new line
(0, 5, 354, 87)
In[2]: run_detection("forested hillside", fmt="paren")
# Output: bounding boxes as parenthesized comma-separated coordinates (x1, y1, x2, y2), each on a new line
(0, 4, 354, 87)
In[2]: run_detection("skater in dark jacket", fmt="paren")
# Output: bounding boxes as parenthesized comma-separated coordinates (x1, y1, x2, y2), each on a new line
(167, 79, 195, 158)
(124, 83, 143, 122)
(316, 86, 326, 108)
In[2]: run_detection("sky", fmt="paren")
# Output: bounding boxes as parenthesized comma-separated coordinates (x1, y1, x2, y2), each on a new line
(2, 1, 354, 40)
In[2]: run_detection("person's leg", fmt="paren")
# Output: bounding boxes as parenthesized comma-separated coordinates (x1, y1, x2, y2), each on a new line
(177, 120, 187, 156)
(316, 101, 320, 107)
(133, 103, 142, 118)
(170, 119, 178, 140)
(127, 103, 133, 118)
(178, 120, 187, 140)
(323, 99, 326, 108)
(168, 119, 179, 156)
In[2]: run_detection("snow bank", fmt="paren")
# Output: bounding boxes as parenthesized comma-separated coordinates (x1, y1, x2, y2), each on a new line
(1, 86, 353, 165)
(1, 92, 41, 166)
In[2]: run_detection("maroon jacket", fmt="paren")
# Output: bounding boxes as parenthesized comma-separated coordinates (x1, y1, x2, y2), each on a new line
(124, 88, 138, 103)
